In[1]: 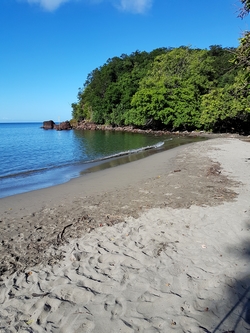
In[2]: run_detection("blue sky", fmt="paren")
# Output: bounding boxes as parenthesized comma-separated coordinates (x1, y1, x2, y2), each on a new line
(0, 0, 249, 122)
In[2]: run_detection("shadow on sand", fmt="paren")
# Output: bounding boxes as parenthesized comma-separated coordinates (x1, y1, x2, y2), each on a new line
(210, 217, 250, 333)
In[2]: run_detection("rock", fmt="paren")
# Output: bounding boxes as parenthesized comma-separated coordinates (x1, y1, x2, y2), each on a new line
(42, 120, 55, 129)
(75, 121, 97, 130)
(54, 121, 72, 130)
(42, 120, 72, 130)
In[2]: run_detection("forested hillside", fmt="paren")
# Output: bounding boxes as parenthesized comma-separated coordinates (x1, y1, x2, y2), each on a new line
(71, 46, 249, 133)
(72, 1, 250, 134)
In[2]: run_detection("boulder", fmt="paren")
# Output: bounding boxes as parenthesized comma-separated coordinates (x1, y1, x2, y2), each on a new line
(54, 121, 72, 130)
(42, 120, 55, 129)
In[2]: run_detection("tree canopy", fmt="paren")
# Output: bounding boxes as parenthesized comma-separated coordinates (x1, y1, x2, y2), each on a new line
(72, 2, 250, 134)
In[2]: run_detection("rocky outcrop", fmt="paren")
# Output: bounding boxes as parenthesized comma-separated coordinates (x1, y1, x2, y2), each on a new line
(42, 120, 72, 130)
(42, 120, 55, 129)
(75, 121, 176, 135)
(74, 121, 98, 131)
(54, 121, 72, 130)
(74, 121, 236, 138)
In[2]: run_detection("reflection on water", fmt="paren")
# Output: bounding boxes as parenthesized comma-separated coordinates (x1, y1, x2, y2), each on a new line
(81, 135, 207, 174)
(0, 124, 207, 198)
(72, 129, 167, 161)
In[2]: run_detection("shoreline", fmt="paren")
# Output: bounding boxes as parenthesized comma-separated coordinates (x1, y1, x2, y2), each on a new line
(1, 125, 248, 200)
(1, 137, 250, 332)
(0, 130, 204, 200)
(0, 143, 185, 217)
(0, 138, 247, 274)
(74, 121, 250, 138)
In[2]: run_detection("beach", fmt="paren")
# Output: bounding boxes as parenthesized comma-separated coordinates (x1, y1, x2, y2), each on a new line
(0, 137, 250, 332)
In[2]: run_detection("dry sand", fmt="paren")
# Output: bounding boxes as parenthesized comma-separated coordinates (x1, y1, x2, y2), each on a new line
(0, 137, 250, 332)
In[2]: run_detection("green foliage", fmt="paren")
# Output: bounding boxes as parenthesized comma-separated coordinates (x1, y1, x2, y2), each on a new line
(125, 47, 215, 130)
(238, 0, 250, 18)
(74, 50, 166, 125)
(235, 1, 250, 92)
(233, 32, 250, 87)
(200, 71, 250, 132)
(72, 44, 249, 133)
(208, 45, 238, 87)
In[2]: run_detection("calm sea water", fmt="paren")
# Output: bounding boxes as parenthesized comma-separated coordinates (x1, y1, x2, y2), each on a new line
(0, 122, 204, 198)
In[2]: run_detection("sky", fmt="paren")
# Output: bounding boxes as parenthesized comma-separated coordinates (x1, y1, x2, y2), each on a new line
(0, 0, 249, 122)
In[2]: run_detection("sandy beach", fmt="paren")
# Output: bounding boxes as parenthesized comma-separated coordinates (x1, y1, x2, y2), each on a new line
(1, 137, 250, 333)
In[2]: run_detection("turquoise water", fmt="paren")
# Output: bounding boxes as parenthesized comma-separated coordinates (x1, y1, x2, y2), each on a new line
(0, 123, 204, 198)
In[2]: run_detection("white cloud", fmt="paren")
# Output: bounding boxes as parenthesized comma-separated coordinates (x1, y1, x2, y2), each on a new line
(117, 0, 153, 14)
(26, 0, 70, 11)
(23, 0, 153, 13)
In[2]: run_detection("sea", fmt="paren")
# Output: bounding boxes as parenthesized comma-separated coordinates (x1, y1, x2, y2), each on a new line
(0, 122, 204, 198)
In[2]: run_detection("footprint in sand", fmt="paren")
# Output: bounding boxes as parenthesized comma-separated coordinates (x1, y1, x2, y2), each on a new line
(104, 295, 126, 320)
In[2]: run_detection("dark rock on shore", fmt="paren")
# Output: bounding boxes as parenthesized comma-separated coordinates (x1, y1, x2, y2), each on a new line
(42, 120, 72, 130)
(54, 121, 72, 130)
(73, 120, 243, 139)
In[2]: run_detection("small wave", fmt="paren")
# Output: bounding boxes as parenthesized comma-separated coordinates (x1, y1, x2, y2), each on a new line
(0, 139, 169, 181)
(0, 166, 52, 180)
(0, 162, 80, 180)
(88, 139, 168, 163)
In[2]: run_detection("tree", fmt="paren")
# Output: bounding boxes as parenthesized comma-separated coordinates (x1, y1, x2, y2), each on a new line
(234, 32, 250, 85)
(234, 1, 250, 85)
(208, 45, 237, 87)
(72, 49, 167, 124)
(71, 45, 245, 132)
(238, 0, 250, 18)
(125, 47, 215, 130)
(200, 71, 250, 133)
